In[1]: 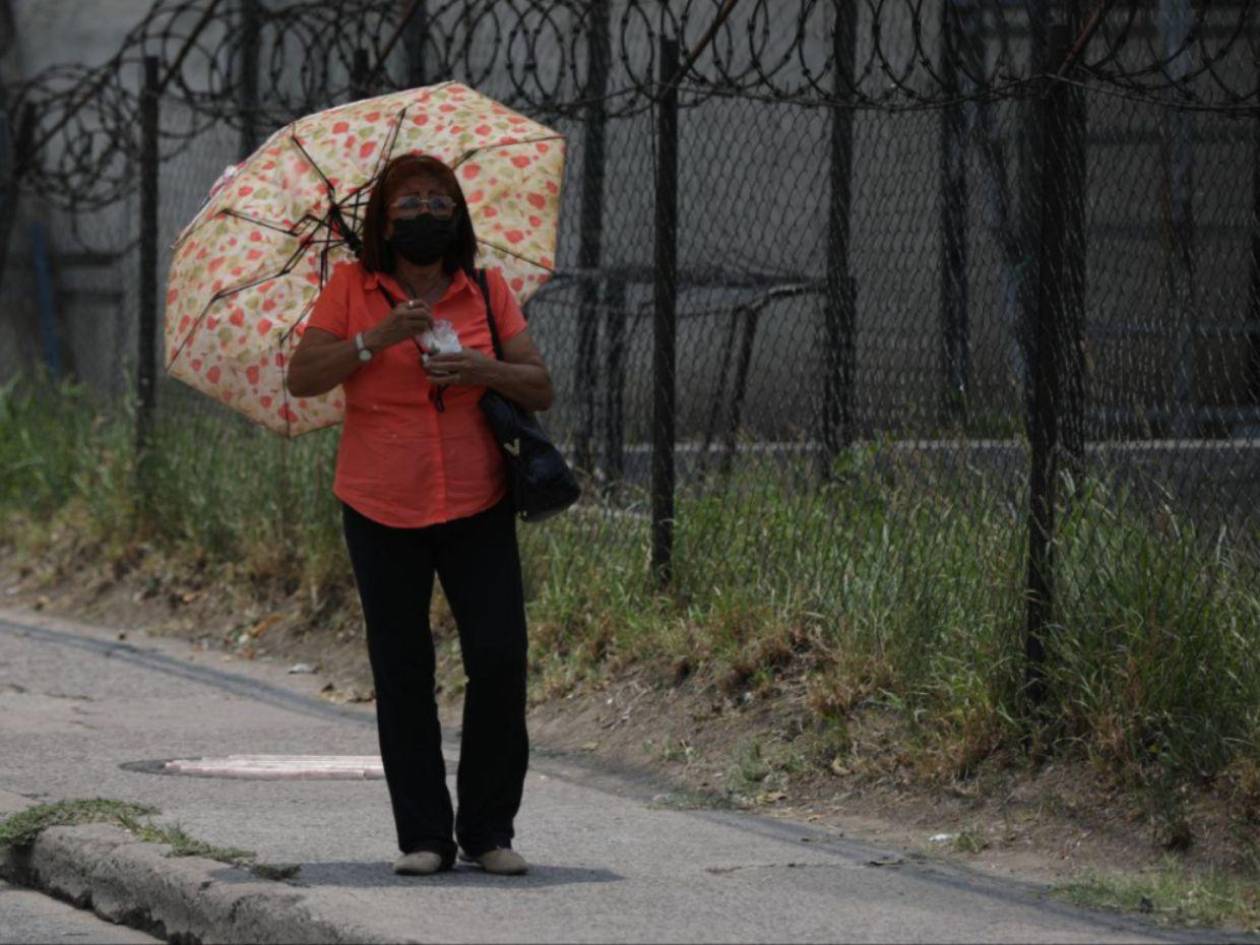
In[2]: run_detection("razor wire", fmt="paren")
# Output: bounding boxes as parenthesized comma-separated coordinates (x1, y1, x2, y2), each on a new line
(4, 0, 1260, 212)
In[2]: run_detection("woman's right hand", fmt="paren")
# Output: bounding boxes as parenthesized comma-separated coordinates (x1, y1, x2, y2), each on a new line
(365, 298, 435, 350)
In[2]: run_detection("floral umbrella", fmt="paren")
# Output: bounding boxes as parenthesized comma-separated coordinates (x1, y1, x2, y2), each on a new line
(163, 82, 565, 436)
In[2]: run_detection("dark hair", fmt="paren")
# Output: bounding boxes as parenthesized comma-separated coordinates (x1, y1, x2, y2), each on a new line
(359, 154, 477, 276)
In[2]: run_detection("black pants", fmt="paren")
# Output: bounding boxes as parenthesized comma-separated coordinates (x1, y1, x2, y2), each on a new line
(341, 497, 529, 863)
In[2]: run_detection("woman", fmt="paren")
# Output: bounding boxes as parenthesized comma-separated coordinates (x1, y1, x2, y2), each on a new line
(286, 154, 553, 877)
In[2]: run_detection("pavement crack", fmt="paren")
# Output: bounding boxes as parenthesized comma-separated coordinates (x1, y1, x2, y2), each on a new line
(704, 861, 848, 875)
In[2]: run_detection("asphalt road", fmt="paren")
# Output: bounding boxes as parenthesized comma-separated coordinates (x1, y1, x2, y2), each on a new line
(0, 606, 1244, 944)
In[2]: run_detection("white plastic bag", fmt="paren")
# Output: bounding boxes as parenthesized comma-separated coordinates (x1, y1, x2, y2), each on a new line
(419, 319, 461, 362)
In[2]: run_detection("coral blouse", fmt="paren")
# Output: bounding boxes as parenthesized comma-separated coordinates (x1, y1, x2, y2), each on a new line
(305, 261, 527, 528)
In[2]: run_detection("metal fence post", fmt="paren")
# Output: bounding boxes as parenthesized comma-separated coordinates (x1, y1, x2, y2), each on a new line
(351, 48, 372, 101)
(0, 100, 34, 326)
(1018, 3, 1048, 434)
(1059, 48, 1088, 462)
(29, 221, 60, 379)
(1249, 110, 1260, 405)
(238, 0, 260, 159)
(603, 277, 628, 491)
(821, 2, 857, 478)
(575, 1, 611, 475)
(1162, 0, 1197, 439)
(137, 55, 160, 462)
(403, 0, 430, 86)
(1024, 22, 1074, 715)
(652, 36, 680, 586)
(939, 1, 970, 427)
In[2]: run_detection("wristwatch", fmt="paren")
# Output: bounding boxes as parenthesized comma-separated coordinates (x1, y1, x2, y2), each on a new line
(354, 331, 373, 363)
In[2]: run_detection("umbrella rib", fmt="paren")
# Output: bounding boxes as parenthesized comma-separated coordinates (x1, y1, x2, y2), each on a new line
(290, 134, 337, 197)
(164, 269, 295, 374)
(278, 295, 319, 345)
(450, 134, 567, 168)
(375, 106, 406, 177)
(165, 223, 345, 373)
(219, 209, 323, 238)
(478, 240, 558, 273)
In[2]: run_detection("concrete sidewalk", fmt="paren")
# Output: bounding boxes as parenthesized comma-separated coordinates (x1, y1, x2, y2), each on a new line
(0, 606, 1246, 944)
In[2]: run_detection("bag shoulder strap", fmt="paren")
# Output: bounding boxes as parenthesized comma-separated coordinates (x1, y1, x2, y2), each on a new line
(475, 268, 505, 362)
(376, 275, 400, 306)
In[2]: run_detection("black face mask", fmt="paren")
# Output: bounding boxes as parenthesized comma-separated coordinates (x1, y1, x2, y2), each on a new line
(388, 215, 457, 266)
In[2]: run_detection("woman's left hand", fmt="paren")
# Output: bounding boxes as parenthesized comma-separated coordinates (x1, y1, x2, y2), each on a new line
(423, 348, 499, 388)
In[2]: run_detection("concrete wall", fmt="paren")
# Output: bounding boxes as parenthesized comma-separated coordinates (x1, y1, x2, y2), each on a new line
(2, 0, 154, 394)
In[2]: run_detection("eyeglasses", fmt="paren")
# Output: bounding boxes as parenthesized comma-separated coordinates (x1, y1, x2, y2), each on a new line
(390, 194, 457, 219)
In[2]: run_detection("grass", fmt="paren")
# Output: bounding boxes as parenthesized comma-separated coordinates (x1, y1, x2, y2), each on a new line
(655, 736, 696, 765)
(0, 799, 253, 864)
(0, 799, 159, 848)
(645, 788, 738, 811)
(0, 797, 300, 881)
(952, 830, 990, 854)
(1058, 858, 1260, 932)
(4, 375, 1260, 866)
(0, 375, 344, 592)
(129, 821, 256, 865)
(523, 452, 1260, 801)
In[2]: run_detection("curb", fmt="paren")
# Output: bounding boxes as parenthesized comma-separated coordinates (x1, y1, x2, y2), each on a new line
(0, 820, 399, 944)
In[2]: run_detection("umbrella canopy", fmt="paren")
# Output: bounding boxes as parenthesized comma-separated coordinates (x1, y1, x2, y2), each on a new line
(163, 82, 565, 436)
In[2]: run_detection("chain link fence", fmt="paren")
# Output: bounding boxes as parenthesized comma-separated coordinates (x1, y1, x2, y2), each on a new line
(3, 0, 1260, 726)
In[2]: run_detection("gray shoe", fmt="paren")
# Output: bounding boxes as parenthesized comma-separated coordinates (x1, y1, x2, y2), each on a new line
(393, 851, 445, 876)
(461, 847, 528, 875)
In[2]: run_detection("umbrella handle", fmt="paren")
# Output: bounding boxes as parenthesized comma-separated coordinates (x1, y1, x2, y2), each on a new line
(328, 202, 363, 257)
(380, 282, 443, 411)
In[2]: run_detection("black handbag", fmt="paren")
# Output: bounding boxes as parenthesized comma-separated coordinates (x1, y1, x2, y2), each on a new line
(473, 270, 580, 522)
